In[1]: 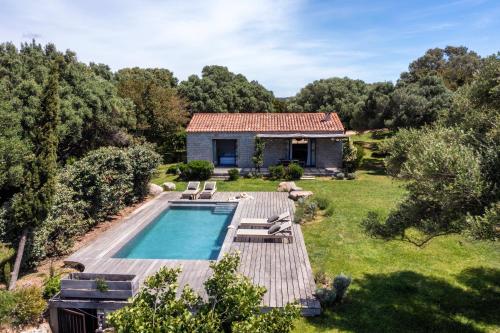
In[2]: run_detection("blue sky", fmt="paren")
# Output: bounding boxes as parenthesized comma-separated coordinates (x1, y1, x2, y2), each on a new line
(1, 0, 499, 96)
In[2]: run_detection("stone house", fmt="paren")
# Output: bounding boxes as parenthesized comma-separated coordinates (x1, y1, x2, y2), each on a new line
(186, 113, 346, 173)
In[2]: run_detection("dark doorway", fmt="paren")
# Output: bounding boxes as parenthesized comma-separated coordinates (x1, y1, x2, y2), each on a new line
(58, 308, 98, 333)
(291, 139, 308, 166)
(213, 140, 237, 166)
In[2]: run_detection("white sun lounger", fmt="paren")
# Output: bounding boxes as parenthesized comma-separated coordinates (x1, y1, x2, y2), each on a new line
(199, 181, 217, 199)
(239, 211, 290, 228)
(181, 181, 200, 199)
(235, 221, 293, 243)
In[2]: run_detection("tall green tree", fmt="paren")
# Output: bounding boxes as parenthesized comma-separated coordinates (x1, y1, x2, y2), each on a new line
(178, 65, 275, 114)
(9, 58, 61, 289)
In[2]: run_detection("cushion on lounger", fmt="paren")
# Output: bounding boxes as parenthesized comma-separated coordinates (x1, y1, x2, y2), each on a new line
(268, 224, 281, 234)
(267, 214, 280, 223)
(205, 182, 215, 190)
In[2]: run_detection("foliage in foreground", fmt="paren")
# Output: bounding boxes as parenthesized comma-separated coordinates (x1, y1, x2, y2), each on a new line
(107, 253, 299, 333)
(0, 286, 46, 327)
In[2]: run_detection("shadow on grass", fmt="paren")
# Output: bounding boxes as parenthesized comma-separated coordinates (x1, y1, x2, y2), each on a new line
(305, 267, 500, 333)
(359, 158, 386, 176)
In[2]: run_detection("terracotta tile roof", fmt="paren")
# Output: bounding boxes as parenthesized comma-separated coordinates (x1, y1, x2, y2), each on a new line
(186, 113, 344, 133)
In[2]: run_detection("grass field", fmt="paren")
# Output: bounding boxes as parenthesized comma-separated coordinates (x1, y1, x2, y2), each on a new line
(152, 132, 500, 333)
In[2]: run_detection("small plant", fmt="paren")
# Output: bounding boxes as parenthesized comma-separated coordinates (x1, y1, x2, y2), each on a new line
(252, 137, 265, 174)
(43, 266, 61, 299)
(346, 173, 356, 180)
(313, 196, 330, 210)
(333, 273, 352, 302)
(294, 198, 318, 223)
(314, 270, 329, 286)
(315, 287, 337, 307)
(334, 172, 345, 180)
(95, 278, 109, 292)
(166, 164, 180, 175)
(11, 286, 46, 326)
(286, 163, 304, 180)
(227, 168, 240, 181)
(3, 262, 11, 286)
(268, 165, 286, 179)
(179, 160, 214, 180)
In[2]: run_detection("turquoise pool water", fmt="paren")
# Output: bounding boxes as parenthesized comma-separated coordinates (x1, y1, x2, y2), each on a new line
(113, 204, 235, 260)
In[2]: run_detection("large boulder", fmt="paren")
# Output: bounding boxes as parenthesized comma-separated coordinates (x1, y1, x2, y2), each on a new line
(289, 190, 313, 201)
(162, 182, 176, 191)
(148, 183, 163, 196)
(277, 181, 302, 192)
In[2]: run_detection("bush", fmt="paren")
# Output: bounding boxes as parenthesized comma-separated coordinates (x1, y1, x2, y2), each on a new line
(315, 288, 337, 307)
(333, 274, 352, 302)
(294, 198, 318, 223)
(43, 267, 61, 299)
(11, 286, 46, 326)
(0, 290, 15, 325)
(227, 168, 240, 181)
(179, 160, 214, 180)
(127, 144, 162, 200)
(166, 164, 180, 175)
(268, 165, 286, 180)
(346, 173, 356, 180)
(3, 262, 11, 285)
(313, 196, 330, 210)
(334, 172, 345, 180)
(342, 139, 364, 172)
(314, 270, 329, 285)
(286, 163, 304, 180)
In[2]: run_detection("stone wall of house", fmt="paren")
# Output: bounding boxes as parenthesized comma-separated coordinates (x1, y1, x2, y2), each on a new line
(187, 133, 344, 169)
(263, 139, 288, 166)
(186, 132, 256, 168)
(316, 138, 343, 169)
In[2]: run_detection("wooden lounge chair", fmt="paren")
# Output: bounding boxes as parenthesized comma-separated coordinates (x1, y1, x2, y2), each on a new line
(239, 211, 290, 228)
(199, 181, 217, 199)
(181, 181, 200, 199)
(235, 221, 293, 243)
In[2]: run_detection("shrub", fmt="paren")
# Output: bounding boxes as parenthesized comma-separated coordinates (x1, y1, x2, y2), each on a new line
(333, 274, 352, 302)
(313, 196, 330, 210)
(11, 286, 46, 326)
(342, 139, 364, 172)
(3, 262, 11, 285)
(335, 172, 345, 180)
(268, 165, 286, 179)
(295, 198, 318, 223)
(315, 288, 337, 307)
(228, 168, 240, 181)
(43, 274, 61, 299)
(0, 290, 15, 325)
(179, 160, 214, 180)
(127, 144, 162, 200)
(314, 270, 329, 286)
(166, 164, 180, 175)
(346, 173, 356, 180)
(286, 163, 304, 180)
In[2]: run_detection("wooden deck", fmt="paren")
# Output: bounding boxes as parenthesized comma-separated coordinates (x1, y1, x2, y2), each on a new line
(65, 192, 320, 315)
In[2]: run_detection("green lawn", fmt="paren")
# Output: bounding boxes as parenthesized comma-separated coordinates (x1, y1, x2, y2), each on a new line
(152, 132, 500, 333)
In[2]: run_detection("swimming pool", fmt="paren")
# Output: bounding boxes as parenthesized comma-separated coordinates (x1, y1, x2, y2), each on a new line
(113, 204, 236, 260)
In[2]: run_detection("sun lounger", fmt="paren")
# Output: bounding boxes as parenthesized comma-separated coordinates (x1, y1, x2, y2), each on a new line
(199, 181, 217, 199)
(235, 221, 293, 243)
(181, 181, 200, 199)
(239, 211, 290, 228)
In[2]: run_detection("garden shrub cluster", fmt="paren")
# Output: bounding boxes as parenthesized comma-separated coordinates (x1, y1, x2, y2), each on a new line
(178, 160, 214, 180)
(19, 144, 160, 266)
(315, 273, 352, 307)
(0, 286, 46, 327)
(294, 195, 333, 223)
(227, 168, 240, 181)
(268, 163, 304, 180)
(108, 253, 299, 332)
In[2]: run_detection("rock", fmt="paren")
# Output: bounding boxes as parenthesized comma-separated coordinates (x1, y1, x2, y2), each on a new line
(162, 182, 176, 191)
(289, 190, 313, 201)
(148, 183, 163, 196)
(277, 181, 302, 192)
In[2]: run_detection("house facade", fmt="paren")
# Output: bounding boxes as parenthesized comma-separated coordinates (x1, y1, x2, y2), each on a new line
(186, 112, 346, 170)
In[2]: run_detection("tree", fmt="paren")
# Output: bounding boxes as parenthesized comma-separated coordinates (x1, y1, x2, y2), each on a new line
(107, 253, 299, 333)
(252, 137, 265, 174)
(178, 65, 275, 114)
(400, 46, 482, 90)
(389, 75, 452, 128)
(351, 82, 394, 130)
(116, 67, 189, 161)
(9, 57, 61, 289)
